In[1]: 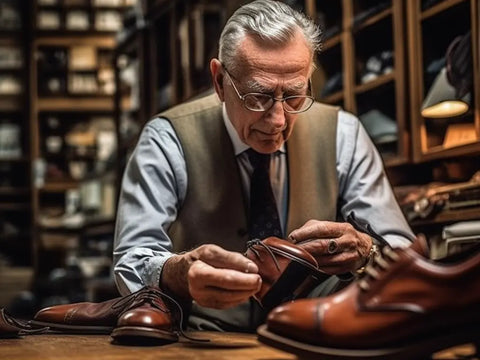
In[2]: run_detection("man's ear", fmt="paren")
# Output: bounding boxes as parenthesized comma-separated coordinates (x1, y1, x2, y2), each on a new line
(210, 58, 225, 101)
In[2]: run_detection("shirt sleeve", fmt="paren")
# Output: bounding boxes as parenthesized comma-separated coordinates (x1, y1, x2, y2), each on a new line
(336, 110, 416, 248)
(113, 118, 187, 295)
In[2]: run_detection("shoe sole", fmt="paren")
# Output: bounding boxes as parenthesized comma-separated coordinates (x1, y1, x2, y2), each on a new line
(29, 320, 113, 334)
(111, 326, 178, 343)
(257, 324, 479, 360)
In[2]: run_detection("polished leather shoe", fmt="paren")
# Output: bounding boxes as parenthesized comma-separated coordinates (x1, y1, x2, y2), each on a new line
(245, 237, 329, 309)
(110, 288, 179, 343)
(0, 308, 46, 338)
(258, 236, 480, 359)
(32, 286, 180, 343)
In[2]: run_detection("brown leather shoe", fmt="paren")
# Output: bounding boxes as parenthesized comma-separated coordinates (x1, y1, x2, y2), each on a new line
(110, 288, 179, 343)
(258, 236, 480, 359)
(32, 286, 180, 343)
(245, 237, 329, 309)
(0, 308, 47, 338)
(32, 296, 125, 334)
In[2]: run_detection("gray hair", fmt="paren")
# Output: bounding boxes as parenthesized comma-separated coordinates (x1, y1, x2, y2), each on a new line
(219, 0, 321, 72)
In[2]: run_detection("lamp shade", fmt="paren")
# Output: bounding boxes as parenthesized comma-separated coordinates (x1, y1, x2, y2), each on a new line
(421, 67, 470, 118)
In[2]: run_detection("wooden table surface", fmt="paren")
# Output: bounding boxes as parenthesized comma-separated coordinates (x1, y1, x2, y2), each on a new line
(0, 332, 296, 360)
(0, 332, 476, 360)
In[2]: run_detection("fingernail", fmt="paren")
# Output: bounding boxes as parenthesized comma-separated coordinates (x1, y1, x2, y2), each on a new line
(288, 234, 296, 243)
(245, 262, 251, 273)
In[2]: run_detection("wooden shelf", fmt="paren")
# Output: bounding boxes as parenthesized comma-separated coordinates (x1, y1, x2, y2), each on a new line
(421, 0, 468, 20)
(0, 203, 31, 211)
(0, 187, 30, 195)
(353, 7, 392, 32)
(323, 34, 342, 51)
(354, 72, 395, 94)
(34, 35, 116, 48)
(0, 96, 24, 112)
(37, 96, 114, 112)
(320, 90, 344, 105)
(40, 181, 79, 193)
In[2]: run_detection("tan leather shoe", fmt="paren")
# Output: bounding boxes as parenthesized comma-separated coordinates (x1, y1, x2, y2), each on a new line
(245, 237, 329, 309)
(32, 287, 180, 343)
(258, 236, 480, 359)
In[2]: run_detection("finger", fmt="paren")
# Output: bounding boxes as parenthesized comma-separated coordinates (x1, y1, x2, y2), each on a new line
(288, 221, 347, 243)
(195, 245, 259, 274)
(189, 260, 262, 291)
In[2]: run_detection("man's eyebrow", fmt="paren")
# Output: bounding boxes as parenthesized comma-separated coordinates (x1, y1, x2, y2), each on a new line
(245, 79, 307, 93)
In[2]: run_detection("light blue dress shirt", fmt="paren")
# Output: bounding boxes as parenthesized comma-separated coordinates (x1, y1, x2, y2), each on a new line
(113, 105, 415, 295)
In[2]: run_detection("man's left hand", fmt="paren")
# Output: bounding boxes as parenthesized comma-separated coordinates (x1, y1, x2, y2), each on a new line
(288, 220, 372, 274)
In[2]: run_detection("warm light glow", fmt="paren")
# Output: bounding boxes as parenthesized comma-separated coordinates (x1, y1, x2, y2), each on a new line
(421, 100, 469, 118)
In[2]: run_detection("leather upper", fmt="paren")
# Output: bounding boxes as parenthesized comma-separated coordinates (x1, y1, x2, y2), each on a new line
(34, 297, 123, 326)
(245, 237, 321, 304)
(266, 236, 480, 348)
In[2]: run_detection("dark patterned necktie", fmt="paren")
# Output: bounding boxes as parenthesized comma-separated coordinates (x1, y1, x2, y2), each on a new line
(247, 149, 282, 240)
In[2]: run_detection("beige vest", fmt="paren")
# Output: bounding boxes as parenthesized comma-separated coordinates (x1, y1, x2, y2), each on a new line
(161, 94, 339, 253)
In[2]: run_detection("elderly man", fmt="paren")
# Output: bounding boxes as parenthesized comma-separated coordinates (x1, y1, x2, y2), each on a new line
(113, 0, 414, 332)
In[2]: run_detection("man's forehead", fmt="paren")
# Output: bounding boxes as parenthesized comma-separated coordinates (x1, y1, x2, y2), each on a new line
(234, 33, 312, 74)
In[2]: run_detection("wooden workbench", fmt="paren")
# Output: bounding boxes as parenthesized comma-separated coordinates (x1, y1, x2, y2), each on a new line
(0, 332, 295, 360)
(0, 331, 476, 360)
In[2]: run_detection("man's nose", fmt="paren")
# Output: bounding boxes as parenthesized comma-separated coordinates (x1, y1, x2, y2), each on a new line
(265, 101, 287, 130)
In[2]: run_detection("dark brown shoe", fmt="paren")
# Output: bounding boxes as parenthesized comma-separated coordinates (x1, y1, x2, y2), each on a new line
(245, 237, 329, 309)
(258, 236, 480, 359)
(0, 308, 47, 338)
(32, 286, 180, 344)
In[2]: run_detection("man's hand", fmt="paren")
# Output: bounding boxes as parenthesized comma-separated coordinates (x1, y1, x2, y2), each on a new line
(288, 220, 372, 274)
(161, 244, 262, 309)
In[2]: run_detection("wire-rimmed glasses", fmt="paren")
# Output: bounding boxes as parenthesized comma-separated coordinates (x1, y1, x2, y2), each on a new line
(223, 67, 314, 114)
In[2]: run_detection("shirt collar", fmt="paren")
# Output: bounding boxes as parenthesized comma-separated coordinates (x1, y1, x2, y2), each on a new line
(222, 103, 286, 156)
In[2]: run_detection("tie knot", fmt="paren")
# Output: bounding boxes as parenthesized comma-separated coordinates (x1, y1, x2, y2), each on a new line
(247, 149, 271, 170)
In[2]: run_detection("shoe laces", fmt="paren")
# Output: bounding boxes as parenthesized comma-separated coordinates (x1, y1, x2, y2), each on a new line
(112, 287, 208, 343)
(358, 246, 400, 292)
(245, 238, 281, 272)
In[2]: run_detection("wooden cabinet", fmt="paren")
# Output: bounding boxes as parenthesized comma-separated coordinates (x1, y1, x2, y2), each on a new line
(407, 0, 479, 163)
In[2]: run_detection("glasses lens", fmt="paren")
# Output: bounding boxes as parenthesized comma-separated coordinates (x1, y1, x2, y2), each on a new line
(284, 96, 314, 113)
(243, 94, 273, 111)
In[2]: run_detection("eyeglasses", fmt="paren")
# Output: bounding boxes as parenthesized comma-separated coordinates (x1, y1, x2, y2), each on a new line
(223, 67, 315, 114)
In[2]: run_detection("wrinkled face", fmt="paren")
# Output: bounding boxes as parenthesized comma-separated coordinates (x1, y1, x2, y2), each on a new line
(211, 30, 313, 154)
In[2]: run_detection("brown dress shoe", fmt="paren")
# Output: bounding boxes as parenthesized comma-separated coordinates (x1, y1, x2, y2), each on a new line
(245, 237, 329, 309)
(258, 236, 480, 359)
(32, 297, 122, 334)
(0, 308, 47, 338)
(110, 288, 179, 343)
(32, 287, 180, 343)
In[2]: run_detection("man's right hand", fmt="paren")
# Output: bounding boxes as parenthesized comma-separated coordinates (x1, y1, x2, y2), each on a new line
(161, 244, 262, 309)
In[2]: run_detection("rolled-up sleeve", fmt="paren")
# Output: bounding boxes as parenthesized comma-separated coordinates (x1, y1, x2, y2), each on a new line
(336, 110, 415, 248)
(113, 118, 187, 295)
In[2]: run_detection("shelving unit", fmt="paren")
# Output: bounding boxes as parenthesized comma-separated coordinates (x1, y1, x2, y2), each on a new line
(28, 0, 129, 295)
(407, 0, 479, 163)
(0, 0, 34, 307)
(311, 0, 410, 166)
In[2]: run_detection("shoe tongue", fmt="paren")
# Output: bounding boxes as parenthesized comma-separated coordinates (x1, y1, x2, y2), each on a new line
(408, 234, 430, 257)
